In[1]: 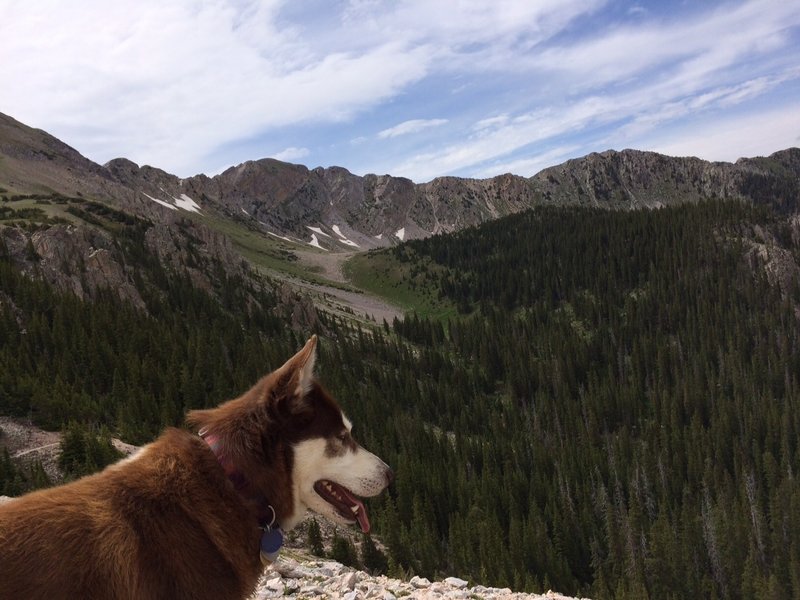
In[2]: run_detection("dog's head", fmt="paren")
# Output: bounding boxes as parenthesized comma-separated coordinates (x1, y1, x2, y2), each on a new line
(187, 336, 393, 532)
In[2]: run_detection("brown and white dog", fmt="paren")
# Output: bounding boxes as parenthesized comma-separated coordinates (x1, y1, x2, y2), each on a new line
(0, 336, 393, 599)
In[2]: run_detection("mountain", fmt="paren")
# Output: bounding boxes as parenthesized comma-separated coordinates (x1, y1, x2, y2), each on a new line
(532, 148, 800, 211)
(3, 112, 798, 256)
(102, 146, 800, 248)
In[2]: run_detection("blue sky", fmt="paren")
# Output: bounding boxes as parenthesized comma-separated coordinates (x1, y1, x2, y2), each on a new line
(2, 0, 799, 182)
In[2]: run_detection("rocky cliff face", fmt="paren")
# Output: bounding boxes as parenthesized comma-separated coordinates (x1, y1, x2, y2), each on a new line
(531, 148, 800, 210)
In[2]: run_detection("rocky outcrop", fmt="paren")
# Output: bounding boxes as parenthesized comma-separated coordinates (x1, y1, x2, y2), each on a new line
(254, 553, 588, 600)
(1, 224, 147, 309)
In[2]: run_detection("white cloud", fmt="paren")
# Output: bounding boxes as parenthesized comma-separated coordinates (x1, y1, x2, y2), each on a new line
(270, 147, 309, 162)
(471, 145, 582, 178)
(527, 1, 800, 91)
(0, 0, 436, 175)
(378, 119, 448, 139)
(636, 103, 800, 162)
(381, 63, 800, 182)
(388, 101, 615, 181)
(473, 115, 509, 131)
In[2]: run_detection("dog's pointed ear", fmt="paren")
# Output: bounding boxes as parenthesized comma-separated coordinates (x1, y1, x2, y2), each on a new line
(276, 335, 318, 400)
(186, 408, 215, 434)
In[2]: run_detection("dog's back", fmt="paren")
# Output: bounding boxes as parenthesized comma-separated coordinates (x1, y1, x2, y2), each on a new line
(0, 428, 263, 600)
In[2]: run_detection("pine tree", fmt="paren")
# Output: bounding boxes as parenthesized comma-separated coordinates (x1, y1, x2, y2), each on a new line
(307, 518, 324, 557)
(360, 534, 388, 575)
(330, 531, 360, 568)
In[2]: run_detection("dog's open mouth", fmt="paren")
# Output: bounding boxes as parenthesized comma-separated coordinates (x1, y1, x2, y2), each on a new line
(313, 480, 370, 533)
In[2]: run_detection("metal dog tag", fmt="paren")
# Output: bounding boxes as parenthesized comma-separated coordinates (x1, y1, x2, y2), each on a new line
(260, 527, 284, 564)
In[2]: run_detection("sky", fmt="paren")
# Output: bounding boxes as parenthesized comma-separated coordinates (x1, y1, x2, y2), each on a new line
(1, 0, 799, 183)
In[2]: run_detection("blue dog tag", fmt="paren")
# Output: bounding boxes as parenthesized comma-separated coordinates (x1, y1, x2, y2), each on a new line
(260, 527, 284, 564)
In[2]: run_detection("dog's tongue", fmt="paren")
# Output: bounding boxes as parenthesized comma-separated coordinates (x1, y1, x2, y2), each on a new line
(340, 486, 370, 533)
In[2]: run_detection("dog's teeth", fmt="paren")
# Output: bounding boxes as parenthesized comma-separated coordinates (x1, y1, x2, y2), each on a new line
(351, 505, 360, 514)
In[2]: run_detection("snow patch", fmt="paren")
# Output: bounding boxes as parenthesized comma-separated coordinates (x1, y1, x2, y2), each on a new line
(143, 192, 177, 210)
(308, 233, 328, 251)
(267, 231, 294, 243)
(331, 224, 360, 248)
(374, 233, 383, 240)
(306, 226, 331, 238)
(395, 227, 406, 241)
(173, 193, 201, 213)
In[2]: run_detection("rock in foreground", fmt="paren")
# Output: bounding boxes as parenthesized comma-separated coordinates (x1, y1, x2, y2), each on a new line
(253, 552, 589, 600)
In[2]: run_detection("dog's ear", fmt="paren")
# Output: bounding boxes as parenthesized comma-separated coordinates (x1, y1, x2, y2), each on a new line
(275, 335, 318, 403)
(186, 408, 215, 434)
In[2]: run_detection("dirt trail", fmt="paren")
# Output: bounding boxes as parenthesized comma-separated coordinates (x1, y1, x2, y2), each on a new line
(282, 250, 404, 324)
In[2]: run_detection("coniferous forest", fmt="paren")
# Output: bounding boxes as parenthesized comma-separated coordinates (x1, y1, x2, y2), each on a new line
(2, 200, 800, 599)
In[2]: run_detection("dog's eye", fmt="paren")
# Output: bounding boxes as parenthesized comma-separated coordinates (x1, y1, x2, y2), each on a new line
(338, 432, 348, 442)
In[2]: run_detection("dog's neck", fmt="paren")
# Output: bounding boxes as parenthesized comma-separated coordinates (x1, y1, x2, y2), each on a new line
(200, 431, 278, 530)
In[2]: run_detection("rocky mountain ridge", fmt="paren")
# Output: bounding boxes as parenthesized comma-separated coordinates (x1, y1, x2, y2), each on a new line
(3, 112, 798, 255)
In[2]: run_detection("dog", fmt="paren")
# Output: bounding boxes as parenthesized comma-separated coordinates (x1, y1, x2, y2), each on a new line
(0, 335, 393, 599)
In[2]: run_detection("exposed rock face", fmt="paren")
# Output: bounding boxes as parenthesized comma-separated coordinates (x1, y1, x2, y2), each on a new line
(254, 553, 589, 600)
(530, 148, 800, 210)
(0, 217, 249, 312)
(1, 224, 147, 309)
(742, 217, 800, 296)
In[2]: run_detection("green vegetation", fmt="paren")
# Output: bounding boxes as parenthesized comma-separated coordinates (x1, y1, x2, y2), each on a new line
(345, 250, 457, 320)
(0, 219, 299, 444)
(364, 201, 800, 598)
(0, 195, 116, 228)
(330, 531, 361, 568)
(2, 199, 800, 599)
(59, 422, 123, 479)
(307, 518, 325, 557)
(360, 534, 389, 575)
(195, 211, 347, 287)
(0, 448, 50, 496)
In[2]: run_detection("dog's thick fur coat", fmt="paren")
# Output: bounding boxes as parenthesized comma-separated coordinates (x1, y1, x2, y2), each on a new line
(0, 336, 392, 600)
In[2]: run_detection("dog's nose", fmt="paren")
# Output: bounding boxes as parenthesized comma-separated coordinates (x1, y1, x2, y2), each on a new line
(384, 466, 395, 486)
